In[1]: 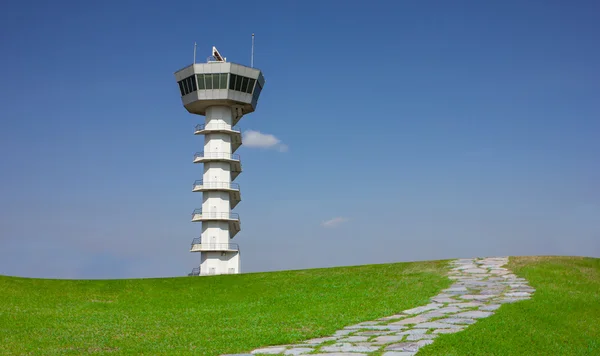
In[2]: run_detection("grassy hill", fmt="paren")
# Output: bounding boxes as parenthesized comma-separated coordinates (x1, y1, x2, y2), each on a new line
(0, 260, 450, 355)
(1, 257, 598, 355)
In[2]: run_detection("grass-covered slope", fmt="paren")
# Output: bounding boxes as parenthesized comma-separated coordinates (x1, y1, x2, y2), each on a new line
(0, 260, 450, 355)
(419, 256, 600, 355)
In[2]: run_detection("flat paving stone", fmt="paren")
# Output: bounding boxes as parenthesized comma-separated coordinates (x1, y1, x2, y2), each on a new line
(506, 292, 531, 297)
(402, 303, 442, 315)
(353, 330, 396, 336)
(498, 297, 530, 304)
(406, 333, 437, 341)
(446, 302, 484, 308)
(284, 348, 313, 355)
(338, 336, 369, 343)
(436, 317, 477, 325)
(455, 311, 493, 319)
(385, 342, 420, 352)
(419, 306, 462, 318)
(444, 287, 468, 292)
(311, 354, 368, 356)
(372, 335, 405, 344)
(382, 352, 416, 356)
(389, 315, 431, 325)
(321, 343, 378, 353)
(344, 325, 402, 331)
(463, 268, 488, 274)
(251, 347, 287, 354)
(479, 304, 501, 311)
(333, 329, 354, 337)
(398, 328, 428, 335)
(433, 328, 464, 334)
(459, 294, 496, 300)
(413, 322, 460, 329)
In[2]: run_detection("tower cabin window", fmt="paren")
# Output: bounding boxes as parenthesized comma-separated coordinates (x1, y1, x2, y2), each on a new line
(177, 75, 197, 96)
(228, 74, 256, 94)
(179, 72, 258, 96)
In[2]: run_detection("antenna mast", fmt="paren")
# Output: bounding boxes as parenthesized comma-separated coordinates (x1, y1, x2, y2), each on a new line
(251, 33, 255, 68)
(193, 42, 197, 64)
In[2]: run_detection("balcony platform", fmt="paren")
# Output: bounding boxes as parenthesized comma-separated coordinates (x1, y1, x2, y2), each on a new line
(191, 210, 240, 238)
(193, 152, 242, 180)
(192, 181, 241, 209)
(194, 124, 242, 153)
(190, 239, 239, 252)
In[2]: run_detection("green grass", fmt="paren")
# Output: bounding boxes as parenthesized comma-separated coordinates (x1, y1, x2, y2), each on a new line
(0, 260, 450, 355)
(418, 256, 600, 356)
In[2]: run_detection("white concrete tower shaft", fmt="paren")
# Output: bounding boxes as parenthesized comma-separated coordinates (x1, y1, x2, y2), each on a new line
(199, 106, 239, 275)
(174, 50, 265, 277)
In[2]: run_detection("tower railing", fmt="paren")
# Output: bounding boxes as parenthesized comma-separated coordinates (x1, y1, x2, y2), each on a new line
(188, 267, 200, 276)
(195, 123, 241, 133)
(193, 180, 240, 190)
(191, 209, 240, 221)
(194, 152, 240, 161)
(190, 238, 239, 251)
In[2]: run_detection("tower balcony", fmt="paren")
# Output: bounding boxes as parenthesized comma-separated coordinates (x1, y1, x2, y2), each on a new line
(194, 124, 242, 153)
(192, 180, 241, 209)
(190, 238, 239, 252)
(191, 209, 241, 238)
(193, 152, 242, 180)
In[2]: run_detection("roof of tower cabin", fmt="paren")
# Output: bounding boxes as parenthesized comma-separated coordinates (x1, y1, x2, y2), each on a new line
(174, 62, 265, 116)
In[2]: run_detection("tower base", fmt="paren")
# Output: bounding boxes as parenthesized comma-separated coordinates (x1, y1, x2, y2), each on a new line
(199, 250, 240, 275)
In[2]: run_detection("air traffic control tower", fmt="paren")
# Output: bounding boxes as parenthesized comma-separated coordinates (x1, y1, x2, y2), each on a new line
(174, 47, 265, 276)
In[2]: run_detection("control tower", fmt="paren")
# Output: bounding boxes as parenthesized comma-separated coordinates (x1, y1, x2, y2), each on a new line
(174, 46, 265, 276)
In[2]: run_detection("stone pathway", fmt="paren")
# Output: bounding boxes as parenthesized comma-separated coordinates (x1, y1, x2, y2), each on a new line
(224, 257, 534, 356)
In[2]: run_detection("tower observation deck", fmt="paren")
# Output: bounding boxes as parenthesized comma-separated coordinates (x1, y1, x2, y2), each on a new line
(174, 47, 265, 276)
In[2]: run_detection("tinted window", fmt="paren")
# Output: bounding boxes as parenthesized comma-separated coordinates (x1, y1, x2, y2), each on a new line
(190, 76, 197, 91)
(197, 74, 205, 90)
(229, 74, 236, 90)
(252, 81, 263, 101)
(220, 73, 228, 89)
(178, 81, 185, 96)
(241, 77, 249, 93)
(246, 78, 256, 94)
(234, 75, 243, 91)
(205, 74, 213, 89)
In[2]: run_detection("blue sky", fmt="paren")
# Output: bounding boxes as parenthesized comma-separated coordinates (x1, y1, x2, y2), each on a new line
(0, 0, 598, 279)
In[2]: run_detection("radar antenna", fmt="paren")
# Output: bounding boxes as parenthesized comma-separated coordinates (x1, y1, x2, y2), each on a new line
(212, 46, 226, 62)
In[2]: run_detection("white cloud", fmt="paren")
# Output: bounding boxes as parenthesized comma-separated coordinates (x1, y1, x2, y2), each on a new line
(243, 130, 288, 152)
(321, 217, 349, 228)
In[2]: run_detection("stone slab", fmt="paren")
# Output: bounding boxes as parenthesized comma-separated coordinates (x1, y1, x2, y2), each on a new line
(251, 347, 287, 354)
(455, 311, 493, 319)
(406, 333, 437, 341)
(310, 354, 368, 356)
(321, 343, 378, 353)
(435, 317, 477, 325)
(389, 315, 430, 325)
(479, 304, 501, 311)
(402, 303, 442, 315)
(284, 348, 313, 355)
(413, 322, 460, 329)
(433, 328, 464, 334)
(338, 336, 369, 343)
(372, 335, 405, 344)
(385, 342, 420, 352)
